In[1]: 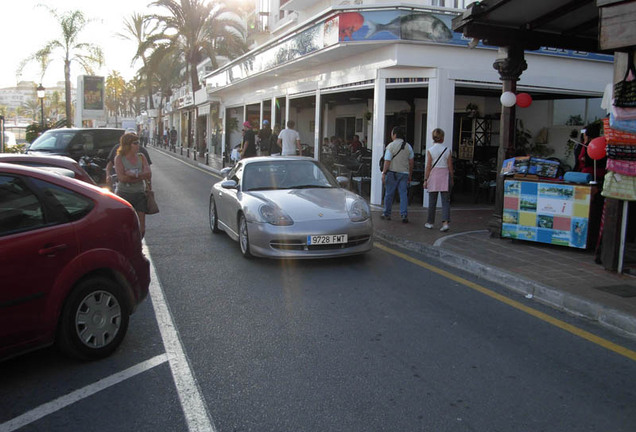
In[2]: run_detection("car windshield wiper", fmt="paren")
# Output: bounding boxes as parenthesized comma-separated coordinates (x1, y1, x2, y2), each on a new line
(287, 184, 332, 189)
(247, 186, 278, 191)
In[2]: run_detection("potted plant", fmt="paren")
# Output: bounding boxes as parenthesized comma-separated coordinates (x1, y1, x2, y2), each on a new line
(466, 103, 479, 118)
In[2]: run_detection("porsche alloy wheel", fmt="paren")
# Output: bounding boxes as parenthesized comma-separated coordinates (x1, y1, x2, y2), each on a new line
(209, 196, 220, 233)
(238, 214, 252, 258)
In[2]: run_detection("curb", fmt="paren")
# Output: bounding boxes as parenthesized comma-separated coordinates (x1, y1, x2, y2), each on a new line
(374, 230, 636, 340)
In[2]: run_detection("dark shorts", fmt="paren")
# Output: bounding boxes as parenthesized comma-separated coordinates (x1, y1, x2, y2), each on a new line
(117, 191, 148, 213)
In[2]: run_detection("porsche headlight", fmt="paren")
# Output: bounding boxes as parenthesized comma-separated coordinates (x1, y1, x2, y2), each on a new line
(259, 204, 294, 226)
(348, 199, 370, 222)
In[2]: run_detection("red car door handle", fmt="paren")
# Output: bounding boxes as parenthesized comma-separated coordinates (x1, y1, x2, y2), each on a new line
(38, 244, 68, 256)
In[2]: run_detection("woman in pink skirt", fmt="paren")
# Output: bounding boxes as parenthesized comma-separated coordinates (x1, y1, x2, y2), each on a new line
(424, 128, 453, 231)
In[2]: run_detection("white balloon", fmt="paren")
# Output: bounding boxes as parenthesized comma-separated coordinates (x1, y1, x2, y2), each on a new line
(500, 91, 516, 107)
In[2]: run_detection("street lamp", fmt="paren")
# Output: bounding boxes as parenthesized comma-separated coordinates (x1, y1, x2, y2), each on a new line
(36, 84, 45, 130)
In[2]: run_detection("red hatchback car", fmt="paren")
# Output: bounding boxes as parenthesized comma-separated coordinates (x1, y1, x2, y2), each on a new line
(0, 163, 150, 361)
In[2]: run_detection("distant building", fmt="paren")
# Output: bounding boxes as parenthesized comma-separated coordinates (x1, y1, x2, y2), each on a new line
(0, 81, 72, 123)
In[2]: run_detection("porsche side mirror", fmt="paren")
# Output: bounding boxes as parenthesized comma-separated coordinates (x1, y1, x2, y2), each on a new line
(221, 180, 238, 189)
(336, 176, 349, 188)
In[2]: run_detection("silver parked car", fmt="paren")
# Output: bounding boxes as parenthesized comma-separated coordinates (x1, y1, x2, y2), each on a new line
(209, 157, 373, 258)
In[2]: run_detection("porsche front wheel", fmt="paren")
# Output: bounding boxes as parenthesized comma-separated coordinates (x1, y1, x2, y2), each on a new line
(238, 214, 252, 259)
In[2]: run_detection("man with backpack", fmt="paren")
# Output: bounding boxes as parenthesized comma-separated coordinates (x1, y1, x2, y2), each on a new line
(380, 126, 414, 223)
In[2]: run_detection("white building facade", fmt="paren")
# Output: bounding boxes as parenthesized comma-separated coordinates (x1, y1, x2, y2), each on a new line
(199, 1, 612, 207)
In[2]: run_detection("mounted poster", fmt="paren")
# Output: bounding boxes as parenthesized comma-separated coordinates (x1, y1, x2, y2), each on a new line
(502, 180, 592, 249)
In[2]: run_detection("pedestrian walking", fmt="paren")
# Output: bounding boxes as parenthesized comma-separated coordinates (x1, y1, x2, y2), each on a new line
(270, 124, 282, 155)
(106, 130, 152, 191)
(240, 121, 257, 158)
(277, 120, 302, 156)
(381, 126, 414, 223)
(424, 128, 453, 232)
(169, 126, 178, 150)
(258, 120, 272, 156)
(141, 127, 149, 147)
(114, 132, 152, 238)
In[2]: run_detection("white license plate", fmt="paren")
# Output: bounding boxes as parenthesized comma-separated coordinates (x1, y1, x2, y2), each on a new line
(307, 234, 348, 245)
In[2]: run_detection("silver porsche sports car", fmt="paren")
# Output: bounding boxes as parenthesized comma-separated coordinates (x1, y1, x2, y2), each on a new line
(209, 156, 373, 258)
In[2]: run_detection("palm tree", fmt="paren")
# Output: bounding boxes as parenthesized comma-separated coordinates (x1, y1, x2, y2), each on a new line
(22, 99, 42, 123)
(20, 7, 104, 127)
(105, 72, 127, 127)
(118, 13, 159, 111)
(145, 43, 185, 137)
(48, 91, 65, 121)
(149, 0, 247, 93)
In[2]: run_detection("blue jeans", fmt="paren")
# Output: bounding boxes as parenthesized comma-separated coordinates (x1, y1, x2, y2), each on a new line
(383, 171, 409, 218)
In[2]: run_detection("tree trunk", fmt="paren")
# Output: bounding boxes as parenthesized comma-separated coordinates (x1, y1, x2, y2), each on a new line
(190, 64, 200, 93)
(64, 59, 72, 127)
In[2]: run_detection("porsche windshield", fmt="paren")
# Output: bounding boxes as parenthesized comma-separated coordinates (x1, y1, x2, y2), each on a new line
(242, 160, 337, 191)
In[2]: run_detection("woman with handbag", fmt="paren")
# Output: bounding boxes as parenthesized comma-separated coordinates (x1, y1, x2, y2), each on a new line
(424, 128, 453, 232)
(114, 132, 152, 238)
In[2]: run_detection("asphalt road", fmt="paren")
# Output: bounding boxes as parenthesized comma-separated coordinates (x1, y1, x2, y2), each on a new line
(1, 148, 636, 432)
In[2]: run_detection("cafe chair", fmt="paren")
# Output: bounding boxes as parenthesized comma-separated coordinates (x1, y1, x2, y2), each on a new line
(473, 162, 496, 203)
(350, 161, 372, 196)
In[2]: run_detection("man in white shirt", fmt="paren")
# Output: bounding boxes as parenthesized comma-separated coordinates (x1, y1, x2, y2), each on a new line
(277, 120, 302, 156)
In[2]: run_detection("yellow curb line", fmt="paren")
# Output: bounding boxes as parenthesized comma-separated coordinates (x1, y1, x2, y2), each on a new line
(375, 242, 636, 362)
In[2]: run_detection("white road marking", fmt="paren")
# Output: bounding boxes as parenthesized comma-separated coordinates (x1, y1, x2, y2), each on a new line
(0, 355, 168, 432)
(144, 244, 217, 432)
(1, 245, 215, 432)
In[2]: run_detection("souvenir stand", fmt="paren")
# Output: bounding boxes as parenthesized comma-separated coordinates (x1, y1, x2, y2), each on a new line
(500, 158, 596, 249)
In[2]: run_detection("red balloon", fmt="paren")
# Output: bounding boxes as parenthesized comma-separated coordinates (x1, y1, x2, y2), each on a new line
(516, 93, 532, 108)
(587, 136, 607, 160)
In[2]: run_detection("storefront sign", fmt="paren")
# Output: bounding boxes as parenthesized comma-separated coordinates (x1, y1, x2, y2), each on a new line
(182, 92, 194, 107)
(198, 104, 210, 115)
(205, 9, 613, 90)
(502, 180, 592, 249)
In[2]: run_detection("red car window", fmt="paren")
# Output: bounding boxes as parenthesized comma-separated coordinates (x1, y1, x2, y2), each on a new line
(0, 175, 45, 235)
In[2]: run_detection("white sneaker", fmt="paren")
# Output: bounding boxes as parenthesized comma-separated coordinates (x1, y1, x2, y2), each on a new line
(440, 224, 449, 232)
(425, 223, 434, 229)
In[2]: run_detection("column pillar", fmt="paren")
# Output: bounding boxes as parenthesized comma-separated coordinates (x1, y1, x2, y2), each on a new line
(370, 75, 387, 206)
(271, 98, 277, 130)
(490, 45, 527, 236)
(221, 104, 227, 166)
(259, 100, 264, 126)
(314, 88, 321, 160)
(425, 68, 455, 208)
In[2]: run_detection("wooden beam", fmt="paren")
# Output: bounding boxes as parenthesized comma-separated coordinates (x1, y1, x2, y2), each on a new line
(599, 1, 636, 50)
(459, 22, 600, 52)
(527, 0, 594, 31)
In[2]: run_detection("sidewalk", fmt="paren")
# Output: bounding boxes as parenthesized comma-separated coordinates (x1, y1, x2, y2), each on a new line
(152, 146, 636, 339)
